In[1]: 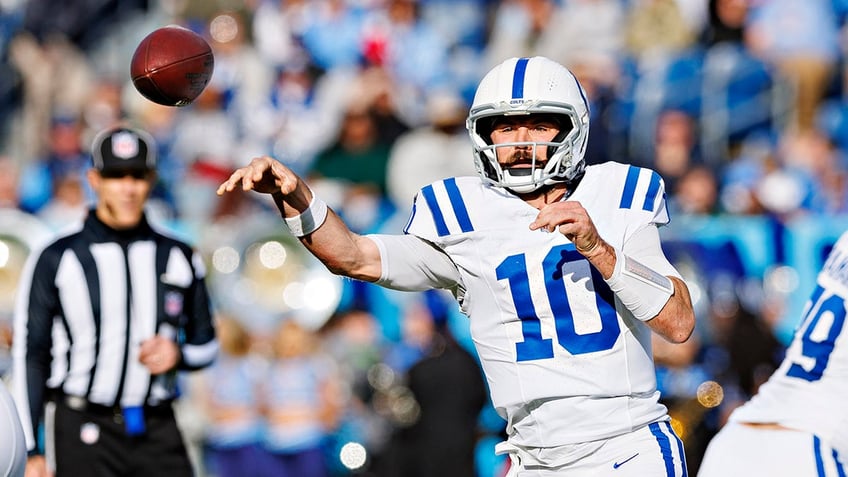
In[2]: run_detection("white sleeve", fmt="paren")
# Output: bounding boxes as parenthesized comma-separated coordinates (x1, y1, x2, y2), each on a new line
(622, 225, 682, 280)
(366, 234, 463, 292)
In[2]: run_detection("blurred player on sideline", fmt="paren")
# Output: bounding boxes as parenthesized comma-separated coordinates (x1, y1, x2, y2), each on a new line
(698, 230, 848, 477)
(219, 56, 695, 476)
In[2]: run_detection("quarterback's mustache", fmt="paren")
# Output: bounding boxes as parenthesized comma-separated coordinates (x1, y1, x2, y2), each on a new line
(505, 150, 547, 166)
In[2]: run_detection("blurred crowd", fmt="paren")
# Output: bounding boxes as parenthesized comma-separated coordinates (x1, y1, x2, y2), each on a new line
(1, 0, 848, 476)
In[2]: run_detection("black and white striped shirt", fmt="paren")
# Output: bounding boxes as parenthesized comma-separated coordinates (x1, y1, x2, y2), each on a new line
(12, 211, 218, 453)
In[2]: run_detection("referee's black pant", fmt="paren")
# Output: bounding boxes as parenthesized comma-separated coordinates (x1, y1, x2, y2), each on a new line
(50, 395, 194, 477)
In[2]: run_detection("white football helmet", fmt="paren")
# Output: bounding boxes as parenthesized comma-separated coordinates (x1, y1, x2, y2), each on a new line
(467, 56, 590, 194)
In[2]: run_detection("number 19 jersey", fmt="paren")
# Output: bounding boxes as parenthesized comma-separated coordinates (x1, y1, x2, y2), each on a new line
(729, 230, 848, 456)
(402, 162, 681, 447)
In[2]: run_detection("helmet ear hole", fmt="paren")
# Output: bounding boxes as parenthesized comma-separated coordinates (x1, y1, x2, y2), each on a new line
(476, 117, 496, 145)
(545, 116, 573, 165)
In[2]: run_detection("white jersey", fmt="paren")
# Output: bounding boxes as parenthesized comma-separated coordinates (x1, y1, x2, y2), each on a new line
(388, 161, 680, 447)
(729, 230, 848, 456)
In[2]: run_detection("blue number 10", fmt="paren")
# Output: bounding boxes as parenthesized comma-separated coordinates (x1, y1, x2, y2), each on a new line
(495, 244, 620, 361)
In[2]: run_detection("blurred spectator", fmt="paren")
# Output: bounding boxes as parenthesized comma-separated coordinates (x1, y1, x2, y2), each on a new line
(0, 157, 20, 208)
(20, 0, 149, 52)
(252, 0, 307, 70)
(310, 103, 393, 196)
(418, 0, 489, 52)
(17, 115, 89, 214)
(361, 0, 452, 124)
(320, 308, 393, 471)
(481, 0, 564, 70)
(377, 294, 487, 477)
(35, 171, 87, 231)
(776, 128, 848, 215)
(7, 32, 93, 161)
(551, 0, 625, 73)
(744, 0, 841, 132)
(707, 288, 783, 412)
(651, 109, 701, 192)
(194, 316, 266, 477)
(699, 0, 749, 47)
(260, 319, 341, 477)
(625, 0, 697, 61)
(352, 66, 410, 144)
(718, 134, 774, 215)
(672, 165, 721, 215)
(299, 0, 367, 71)
(170, 85, 241, 227)
(386, 90, 475, 212)
(207, 10, 276, 125)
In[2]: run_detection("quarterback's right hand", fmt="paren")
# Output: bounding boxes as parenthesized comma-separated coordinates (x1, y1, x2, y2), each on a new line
(216, 156, 299, 196)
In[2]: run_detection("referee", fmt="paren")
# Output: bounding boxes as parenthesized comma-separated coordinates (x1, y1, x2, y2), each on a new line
(11, 125, 218, 477)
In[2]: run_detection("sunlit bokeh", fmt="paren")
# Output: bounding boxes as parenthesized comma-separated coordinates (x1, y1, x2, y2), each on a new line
(258, 241, 287, 269)
(764, 265, 799, 296)
(339, 442, 367, 471)
(211, 246, 240, 274)
(696, 381, 724, 408)
(209, 13, 239, 44)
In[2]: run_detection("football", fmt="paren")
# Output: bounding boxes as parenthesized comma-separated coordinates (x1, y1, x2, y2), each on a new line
(130, 25, 214, 107)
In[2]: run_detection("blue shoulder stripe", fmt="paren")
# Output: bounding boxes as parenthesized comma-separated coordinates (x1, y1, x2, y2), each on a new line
(643, 170, 662, 212)
(417, 180, 474, 237)
(619, 165, 640, 209)
(619, 166, 662, 213)
(421, 184, 449, 236)
(445, 178, 473, 233)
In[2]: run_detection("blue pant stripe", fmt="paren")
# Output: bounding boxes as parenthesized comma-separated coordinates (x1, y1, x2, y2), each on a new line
(834, 448, 846, 477)
(815, 436, 826, 477)
(664, 421, 687, 477)
(649, 422, 676, 477)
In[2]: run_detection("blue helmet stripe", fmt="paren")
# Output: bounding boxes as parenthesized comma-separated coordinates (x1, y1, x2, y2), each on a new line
(512, 57, 530, 99)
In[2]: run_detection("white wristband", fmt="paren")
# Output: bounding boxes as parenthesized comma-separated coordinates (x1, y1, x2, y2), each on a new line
(284, 195, 328, 237)
(604, 248, 674, 322)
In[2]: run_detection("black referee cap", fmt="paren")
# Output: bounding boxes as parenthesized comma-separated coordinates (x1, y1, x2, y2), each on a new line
(91, 126, 157, 177)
